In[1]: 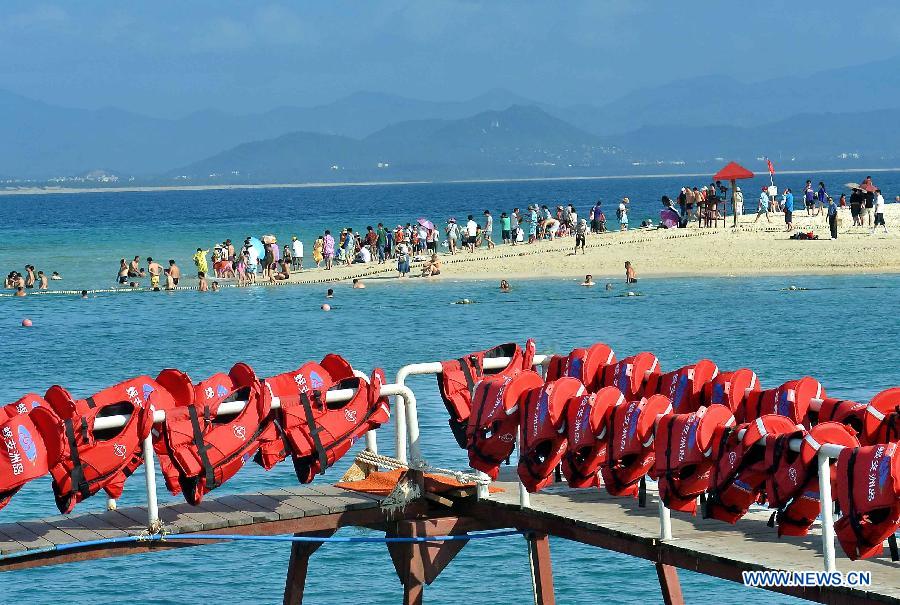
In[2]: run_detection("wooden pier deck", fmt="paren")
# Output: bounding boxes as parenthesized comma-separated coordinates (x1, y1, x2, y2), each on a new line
(452, 468, 900, 605)
(0, 484, 424, 572)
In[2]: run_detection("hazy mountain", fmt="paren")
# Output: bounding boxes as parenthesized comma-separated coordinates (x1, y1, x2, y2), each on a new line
(608, 107, 900, 168)
(0, 88, 543, 179)
(564, 55, 900, 135)
(178, 105, 622, 182)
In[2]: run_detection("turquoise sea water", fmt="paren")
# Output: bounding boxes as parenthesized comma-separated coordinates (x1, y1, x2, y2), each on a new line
(2, 176, 899, 604)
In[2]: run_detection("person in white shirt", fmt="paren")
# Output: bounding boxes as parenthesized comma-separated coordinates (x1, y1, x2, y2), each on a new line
(465, 215, 478, 253)
(445, 218, 460, 255)
(872, 189, 887, 234)
(482, 210, 494, 249)
(754, 188, 771, 223)
(290, 235, 303, 270)
(357, 245, 372, 263)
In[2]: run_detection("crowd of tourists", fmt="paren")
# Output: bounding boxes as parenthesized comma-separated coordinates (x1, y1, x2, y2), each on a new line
(4, 266, 61, 297)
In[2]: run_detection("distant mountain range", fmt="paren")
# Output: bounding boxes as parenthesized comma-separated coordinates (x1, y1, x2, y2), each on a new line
(2, 55, 900, 181)
(177, 105, 621, 182)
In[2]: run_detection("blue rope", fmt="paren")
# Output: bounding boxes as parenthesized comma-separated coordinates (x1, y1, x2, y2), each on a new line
(0, 529, 523, 561)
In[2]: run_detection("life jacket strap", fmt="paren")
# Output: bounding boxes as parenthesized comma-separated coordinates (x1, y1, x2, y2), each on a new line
(300, 391, 329, 476)
(64, 418, 91, 501)
(187, 406, 217, 490)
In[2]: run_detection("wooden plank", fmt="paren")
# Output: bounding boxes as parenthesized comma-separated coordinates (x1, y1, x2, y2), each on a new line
(41, 515, 106, 544)
(15, 520, 83, 548)
(263, 488, 333, 516)
(0, 522, 55, 552)
(155, 502, 211, 533)
(230, 493, 308, 522)
(0, 527, 28, 554)
(215, 494, 280, 524)
(60, 512, 130, 539)
(189, 498, 255, 529)
(300, 484, 381, 512)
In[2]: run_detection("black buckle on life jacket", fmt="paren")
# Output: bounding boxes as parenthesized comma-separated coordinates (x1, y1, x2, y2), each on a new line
(187, 406, 217, 493)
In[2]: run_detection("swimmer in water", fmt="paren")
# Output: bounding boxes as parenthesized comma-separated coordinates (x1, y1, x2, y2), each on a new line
(499, 279, 510, 292)
(605, 283, 614, 291)
(211, 281, 220, 292)
(51, 272, 62, 280)
(15, 286, 26, 297)
(353, 278, 365, 289)
(326, 288, 334, 299)
(37, 271, 48, 290)
(80, 290, 88, 299)
(581, 274, 595, 286)
(198, 272, 208, 292)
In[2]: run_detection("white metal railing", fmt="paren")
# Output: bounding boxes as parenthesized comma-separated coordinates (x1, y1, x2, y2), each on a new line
(391, 356, 871, 573)
(393, 354, 550, 500)
(91, 381, 416, 530)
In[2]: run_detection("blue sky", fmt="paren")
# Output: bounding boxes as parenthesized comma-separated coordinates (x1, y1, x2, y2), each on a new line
(3, 1, 900, 117)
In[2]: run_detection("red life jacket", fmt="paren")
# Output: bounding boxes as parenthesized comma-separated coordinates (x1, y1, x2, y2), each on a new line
(260, 356, 389, 483)
(600, 394, 672, 498)
(764, 422, 859, 537)
(598, 352, 660, 401)
(817, 398, 867, 441)
(437, 340, 535, 448)
(545, 343, 615, 391)
(654, 404, 735, 514)
(466, 370, 544, 479)
(646, 359, 719, 414)
(45, 377, 162, 513)
(705, 414, 799, 524)
(835, 442, 900, 560)
(739, 377, 823, 425)
(701, 368, 760, 415)
(863, 388, 900, 445)
(517, 377, 585, 493)
(155, 363, 272, 504)
(562, 387, 623, 488)
(0, 395, 64, 511)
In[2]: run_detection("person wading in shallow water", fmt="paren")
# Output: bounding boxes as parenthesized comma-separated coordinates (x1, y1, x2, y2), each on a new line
(625, 261, 637, 283)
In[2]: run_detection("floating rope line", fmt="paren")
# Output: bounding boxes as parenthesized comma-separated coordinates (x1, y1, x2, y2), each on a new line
(0, 529, 523, 561)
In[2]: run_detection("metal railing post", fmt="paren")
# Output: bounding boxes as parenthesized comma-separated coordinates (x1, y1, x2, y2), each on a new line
(658, 497, 672, 540)
(817, 450, 837, 572)
(142, 435, 160, 531)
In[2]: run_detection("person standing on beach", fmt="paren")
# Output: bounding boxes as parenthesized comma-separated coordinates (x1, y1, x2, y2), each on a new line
(500, 212, 511, 244)
(445, 218, 460, 255)
(465, 215, 478, 253)
(873, 189, 887, 234)
(732, 186, 744, 218)
(617, 198, 629, 231)
(755, 187, 771, 223)
(483, 210, 495, 249)
(827, 196, 839, 239)
(291, 235, 303, 270)
(816, 182, 827, 218)
(510, 209, 520, 244)
(849, 188, 863, 227)
(574, 218, 587, 254)
(528, 206, 538, 243)
(192, 248, 208, 277)
(323, 230, 335, 270)
(782, 188, 794, 231)
(396, 241, 410, 277)
(375, 224, 387, 264)
(864, 185, 875, 228)
(804, 180, 815, 216)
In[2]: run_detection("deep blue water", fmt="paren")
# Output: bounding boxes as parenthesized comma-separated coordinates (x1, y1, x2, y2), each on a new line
(1, 176, 899, 604)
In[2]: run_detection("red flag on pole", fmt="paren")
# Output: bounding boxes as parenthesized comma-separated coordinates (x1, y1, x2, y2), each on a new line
(766, 158, 775, 175)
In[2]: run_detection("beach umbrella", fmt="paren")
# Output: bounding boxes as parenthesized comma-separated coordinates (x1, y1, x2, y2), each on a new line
(660, 208, 680, 229)
(844, 182, 860, 190)
(246, 236, 263, 262)
(713, 161, 755, 227)
(417, 218, 435, 230)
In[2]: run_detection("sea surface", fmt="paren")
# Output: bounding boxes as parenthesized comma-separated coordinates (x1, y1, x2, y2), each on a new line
(1, 175, 899, 604)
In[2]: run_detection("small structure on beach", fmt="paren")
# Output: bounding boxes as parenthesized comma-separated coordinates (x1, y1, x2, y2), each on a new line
(714, 161, 755, 228)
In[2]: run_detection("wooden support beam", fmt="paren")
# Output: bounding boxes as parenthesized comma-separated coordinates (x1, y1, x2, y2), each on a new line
(655, 562, 684, 605)
(526, 532, 555, 605)
(386, 517, 490, 604)
(283, 530, 335, 605)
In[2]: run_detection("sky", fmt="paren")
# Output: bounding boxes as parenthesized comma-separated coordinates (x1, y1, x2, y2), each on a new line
(3, 1, 900, 118)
